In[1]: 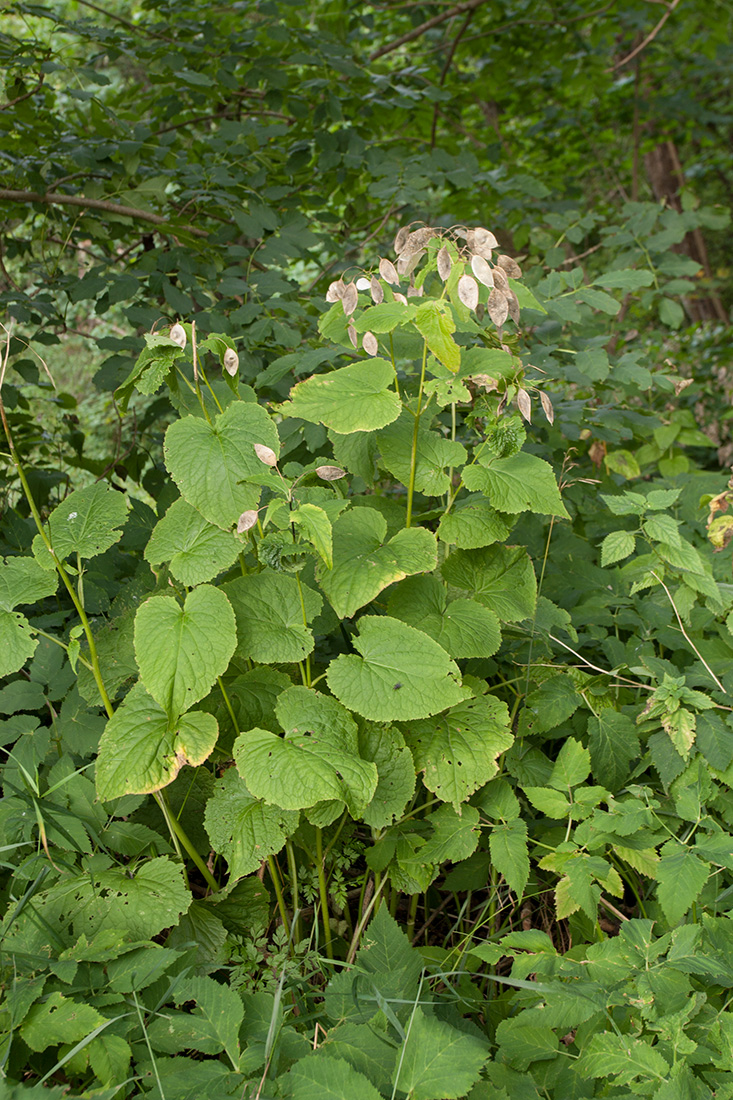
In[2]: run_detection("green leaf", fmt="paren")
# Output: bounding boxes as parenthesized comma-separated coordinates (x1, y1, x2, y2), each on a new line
(0, 610, 39, 677)
(520, 676, 582, 736)
(177, 976, 242, 1068)
(593, 269, 654, 290)
(403, 694, 512, 807)
(696, 713, 733, 771)
(588, 711, 640, 790)
(327, 616, 470, 722)
(393, 1009, 488, 1100)
(414, 299, 461, 372)
(578, 1032, 670, 1085)
(358, 723, 416, 828)
(659, 296, 685, 328)
(577, 286, 621, 315)
(316, 1021, 396, 1096)
(549, 738, 591, 790)
(286, 1055, 384, 1100)
(291, 503, 333, 568)
(494, 1018, 558, 1071)
(88, 1034, 132, 1088)
(235, 687, 377, 815)
(437, 497, 514, 549)
(144, 497, 241, 585)
(222, 570, 321, 664)
(317, 509, 436, 619)
(164, 402, 280, 530)
(420, 803, 480, 864)
(600, 530, 636, 566)
(0, 556, 58, 610)
(283, 359, 401, 433)
(489, 819, 529, 897)
(442, 545, 537, 622)
(20, 992, 105, 1053)
(353, 301, 418, 333)
(656, 841, 710, 926)
(38, 483, 128, 561)
(377, 412, 467, 496)
(387, 575, 501, 659)
(95, 682, 218, 800)
(204, 768, 299, 879)
(134, 586, 236, 717)
(523, 786, 571, 817)
(463, 452, 569, 517)
(605, 450, 641, 479)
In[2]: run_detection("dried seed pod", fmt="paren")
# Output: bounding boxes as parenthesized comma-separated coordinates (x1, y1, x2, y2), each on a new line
(492, 266, 509, 291)
(397, 249, 424, 277)
(379, 257, 399, 285)
(394, 226, 410, 254)
(355, 277, 371, 291)
(470, 254, 494, 289)
(466, 226, 499, 256)
(393, 292, 408, 305)
(223, 348, 239, 376)
(516, 388, 532, 422)
(496, 390, 508, 416)
(326, 278, 346, 303)
(458, 274, 479, 311)
(316, 464, 346, 481)
(487, 288, 509, 327)
(169, 322, 186, 348)
(347, 319, 358, 348)
(406, 283, 424, 298)
(437, 245, 452, 281)
(496, 253, 522, 279)
(254, 443, 277, 467)
(362, 331, 379, 356)
(342, 282, 358, 316)
(506, 289, 520, 325)
(404, 227, 433, 254)
(370, 276, 384, 304)
(237, 510, 259, 533)
(539, 390, 554, 425)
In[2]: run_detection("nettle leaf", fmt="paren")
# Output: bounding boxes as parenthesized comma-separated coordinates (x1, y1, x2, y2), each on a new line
(145, 497, 241, 585)
(21, 992, 105, 1053)
(588, 711, 640, 791)
(414, 299, 461, 372)
(403, 695, 513, 807)
(656, 841, 710, 926)
(317, 508, 436, 619)
(96, 858, 190, 939)
(377, 412, 467, 497)
(283, 359, 401, 432)
(519, 676, 582, 736)
(600, 530, 636, 567)
(420, 803, 480, 864)
(171, 976, 242, 1068)
(96, 682, 218, 800)
(489, 818, 530, 897)
(327, 616, 470, 722)
(437, 497, 514, 549)
(36, 483, 129, 561)
(463, 452, 569, 517)
(358, 723, 416, 829)
(286, 1054, 384, 1100)
(0, 557, 59, 677)
(134, 586, 236, 717)
(387, 575, 501, 659)
(393, 1008, 488, 1100)
(696, 712, 733, 771)
(235, 687, 377, 815)
(578, 1032, 670, 1086)
(164, 402, 280, 530)
(222, 570, 321, 664)
(549, 738, 591, 790)
(442, 545, 536, 622)
(205, 769, 299, 879)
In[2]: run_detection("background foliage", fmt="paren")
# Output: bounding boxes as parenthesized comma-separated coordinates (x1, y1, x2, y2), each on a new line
(1, 0, 733, 1097)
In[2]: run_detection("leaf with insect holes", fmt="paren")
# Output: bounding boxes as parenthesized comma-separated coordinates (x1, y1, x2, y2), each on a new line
(458, 274, 479, 311)
(317, 507, 436, 618)
(145, 498, 241, 586)
(37, 482, 129, 562)
(204, 768, 298, 879)
(327, 615, 470, 722)
(134, 586, 236, 718)
(403, 694, 512, 807)
(283, 359, 401, 433)
(442, 545, 537, 623)
(222, 570, 321, 664)
(462, 451, 569, 517)
(235, 687, 377, 815)
(387, 575, 501, 659)
(96, 682, 218, 800)
(164, 402, 280, 531)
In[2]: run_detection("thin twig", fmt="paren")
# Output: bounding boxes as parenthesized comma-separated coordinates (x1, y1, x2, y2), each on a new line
(611, 0, 681, 70)
(649, 571, 727, 693)
(0, 71, 46, 112)
(547, 634, 655, 691)
(430, 7, 476, 148)
(369, 0, 490, 61)
(599, 896, 629, 922)
(0, 189, 208, 238)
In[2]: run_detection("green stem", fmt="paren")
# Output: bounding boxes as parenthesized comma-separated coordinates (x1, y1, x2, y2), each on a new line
(294, 573, 312, 687)
(155, 790, 219, 893)
(315, 827, 333, 959)
(218, 677, 238, 737)
(267, 854, 291, 936)
(286, 839, 301, 943)
(405, 339, 429, 528)
(406, 893, 419, 942)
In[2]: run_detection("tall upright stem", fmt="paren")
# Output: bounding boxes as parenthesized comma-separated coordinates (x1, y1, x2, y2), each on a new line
(405, 339, 429, 529)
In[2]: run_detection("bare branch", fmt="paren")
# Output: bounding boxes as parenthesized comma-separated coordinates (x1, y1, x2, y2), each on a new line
(611, 0, 681, 70)
(0, 71, 46, 112)
(0, 189, 208, 238)
(369, 0, 490, 62)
